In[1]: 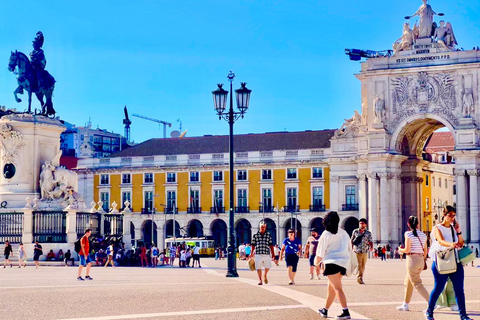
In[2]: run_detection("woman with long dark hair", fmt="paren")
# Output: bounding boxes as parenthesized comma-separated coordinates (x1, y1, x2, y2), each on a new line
(316, 211, 352, 320)
(396, 216, 429, 312)
(425, 206, 472, 320)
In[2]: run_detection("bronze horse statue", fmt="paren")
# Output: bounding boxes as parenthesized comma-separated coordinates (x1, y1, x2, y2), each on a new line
(7, 50, 56, 116)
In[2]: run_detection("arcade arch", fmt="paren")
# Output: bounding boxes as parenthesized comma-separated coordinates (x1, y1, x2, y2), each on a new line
(210, 219, 227, 249)
(141, 220, 158, 246)
(187, 219, 204, 237)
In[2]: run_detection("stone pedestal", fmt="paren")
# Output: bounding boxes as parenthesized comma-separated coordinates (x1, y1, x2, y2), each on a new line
(0, 114, 65, 209)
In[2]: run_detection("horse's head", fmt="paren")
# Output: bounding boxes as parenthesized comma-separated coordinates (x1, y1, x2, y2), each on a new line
(7, 51, 18, 72)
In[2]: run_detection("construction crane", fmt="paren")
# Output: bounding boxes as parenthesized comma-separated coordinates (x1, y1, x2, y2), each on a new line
(132, 113, 172, 138)
(123, 106, 132, 144)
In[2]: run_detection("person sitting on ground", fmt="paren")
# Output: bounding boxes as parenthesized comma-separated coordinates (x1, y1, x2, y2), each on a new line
(95, 249, 107, 266)
(56, 249, 64, 261)
(46, 250, 56, 261)
(64, 249, 75, 266)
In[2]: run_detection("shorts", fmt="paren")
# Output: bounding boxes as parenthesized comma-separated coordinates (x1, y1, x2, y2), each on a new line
(323, 263, 346, 276)
(33, 254, 40, 261)
(285, 253, 299, 272)
(274, 255, 279, 261)
(309, 254, 317, 267)
(193, 254, 200, 261)
(4, 254, 10, 260)
(245, 253, 250, 258)
(254, 254, 271, 270)
(79, 255, 93, 266)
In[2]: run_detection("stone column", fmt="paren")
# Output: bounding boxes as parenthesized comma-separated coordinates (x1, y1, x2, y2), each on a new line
(330, 176, 339, 211)
(367, 173, 379, 242)
(455, 170, 468, 240)
(22, 207, 34, 245)
(468, 170, 479, 244)
(357, 174, 368, 220)
(65, 209, 77, 244)
(301, 226, 309, 246)
(379, 173, 390, 243)
(390, 173, 401, 243)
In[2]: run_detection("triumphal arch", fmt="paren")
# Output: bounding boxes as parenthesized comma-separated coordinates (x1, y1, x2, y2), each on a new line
(331, 1, 480, 246)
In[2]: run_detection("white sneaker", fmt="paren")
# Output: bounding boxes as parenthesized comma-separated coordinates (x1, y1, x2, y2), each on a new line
(450, 305, 459, 311)
(316, 275, 321, 280)
(310, 274, 314, 280)
(397, 304, 409, 311)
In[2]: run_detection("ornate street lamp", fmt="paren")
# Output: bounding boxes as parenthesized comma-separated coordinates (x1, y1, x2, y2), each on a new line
(212, 71, 251, 277)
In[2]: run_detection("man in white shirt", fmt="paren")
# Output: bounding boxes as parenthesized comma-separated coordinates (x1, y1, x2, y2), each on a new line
(193, 246, 201, 268)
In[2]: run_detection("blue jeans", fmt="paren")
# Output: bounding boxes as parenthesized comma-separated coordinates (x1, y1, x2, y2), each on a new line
(427, 261, 466, 317)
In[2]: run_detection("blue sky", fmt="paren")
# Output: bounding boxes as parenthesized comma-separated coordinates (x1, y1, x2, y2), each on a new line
(1, 1, 479, 143)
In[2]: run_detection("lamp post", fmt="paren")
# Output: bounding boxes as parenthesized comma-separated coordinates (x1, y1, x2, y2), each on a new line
(212, 71, 252, 278)
(259, 201, 264, 223)
(275, 204, 283, 246)
(160, 204, 166, 250)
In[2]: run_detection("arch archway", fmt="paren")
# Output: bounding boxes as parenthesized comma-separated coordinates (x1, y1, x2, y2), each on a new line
(284, 218, 302, 242)
(342, 216, 359, 237)
(187, 219, 204, 237)
(309, 217, 325, 235)
(262, 218, 277, 245)
(235, 219, 252, 247)
(211, 219, 227, 249)
(141, 220, 158, 246)
(165, 220, 180, 239)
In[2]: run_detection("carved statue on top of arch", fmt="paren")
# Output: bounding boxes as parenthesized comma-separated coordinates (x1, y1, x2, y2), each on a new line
(335, 110, 362, 138)
(461, 75, 475, 118)
(373, 94, 386, 124)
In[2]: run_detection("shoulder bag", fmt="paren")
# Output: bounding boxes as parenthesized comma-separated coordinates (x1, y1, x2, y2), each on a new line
(415, 234, 428, 270)
(435, 226, 457, 275)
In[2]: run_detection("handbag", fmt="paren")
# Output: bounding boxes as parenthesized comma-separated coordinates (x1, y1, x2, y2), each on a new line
(458, 246, 475, 266)
(346, 250, 359, 277)
(435, 226, 457, 275)
(247, 258, 255, 271)
(415, 235, 427, 270)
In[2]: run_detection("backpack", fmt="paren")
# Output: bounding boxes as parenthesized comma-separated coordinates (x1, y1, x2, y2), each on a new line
(74, 237, 82, 254)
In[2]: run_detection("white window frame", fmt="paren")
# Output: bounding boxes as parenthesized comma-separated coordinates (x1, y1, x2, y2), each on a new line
(144, 172, 154, 184)
(286, 168, 297, 180)
(312, 167, 323, 179)
(100, 174, 110, 185)
(213, 171, 223, 182)
(262, 169, 272, 180)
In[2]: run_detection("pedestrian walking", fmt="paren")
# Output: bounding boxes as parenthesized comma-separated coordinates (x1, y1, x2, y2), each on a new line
(192, 245, 201, 268)
(238, 243, 246, 260)
(151, 244, 159, 267)
(33, 241, 43, 269)
(350, 218, 373, 284)
(77, 229, 93, 281)
(18, 243, 26, 268)
(3, 240, 13, 268)
(104, 244, 115, 268)
(305, 229, 321, 280)
(185, 247, 191, 267)
(280, 229, 302, 285)
(425, 206, 472, 320)
(396, 216, 430, 311)
(273, 244, 280, 266)
(169, 245, 176, 267)
(316, 211, 352, 320)
(139, 245, 148, 267)
(251, 222, 274, 286)
(244, 244, 251, 259)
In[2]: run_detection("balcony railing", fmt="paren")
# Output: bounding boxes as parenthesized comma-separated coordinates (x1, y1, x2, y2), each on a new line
(141, 208, 155, 214)
(342, 203, 359, 211)
(309, 205, 326, 212)
(164, 207, 178, 214)
(259, 205, 275, 213)
(210, 207, 225, 214)
(187, 207, 202, 214)
(283, 205, 300, 213)
(235, 206, 250, 213)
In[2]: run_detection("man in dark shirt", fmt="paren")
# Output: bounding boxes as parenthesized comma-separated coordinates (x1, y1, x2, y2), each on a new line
(3, 240, 13, 268)
(64, 249, 75, 266)
(251, 222, 274, 285)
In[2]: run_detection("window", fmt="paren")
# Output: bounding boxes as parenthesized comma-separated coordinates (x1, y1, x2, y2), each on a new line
(439, 178, 442, 188)
(237, 170, 247, 181)
(426, 197, 430, 211)
(214, 190, 223, 209)
(262, 188, 272, 210)
(312, 167, 323, 178)
(121, 192, 131, 207)
(313, 187, 323, 206)
(190, 171, 199, 182)
(144, 173, 153, 183)
(287, 188, 297, 210)
(445, 179, 447, 188)
(453, 184, 456, 195)
(432, 177, 435, 187)
(122, 173, 131, 184)
(262, 169, 272, 180)
(238, 189, 247, 208)
(100, 192, 109, 211)
(345, 185, 356, 205)
(425, 175, 429, 186)
(100, 174, 109, 185)
(287, 168, 297, 179)
(189, 189, 200, 210)
(144, 191, 153, 211)
(213, 171, 223, 182)
(167, 172, 176, 183)
(167, 191, 176, 212)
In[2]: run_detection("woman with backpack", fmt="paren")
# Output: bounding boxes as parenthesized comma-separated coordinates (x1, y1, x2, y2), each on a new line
(396, 216, 429, 312)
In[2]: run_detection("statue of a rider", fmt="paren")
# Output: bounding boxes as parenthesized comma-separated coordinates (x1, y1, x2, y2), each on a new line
(29, 31, 47, 92)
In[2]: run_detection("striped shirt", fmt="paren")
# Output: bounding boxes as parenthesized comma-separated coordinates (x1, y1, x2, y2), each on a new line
(405, 230, 427, 254)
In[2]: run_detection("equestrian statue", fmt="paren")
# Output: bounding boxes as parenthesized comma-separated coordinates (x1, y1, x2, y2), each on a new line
(7, 31, 56, 116)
